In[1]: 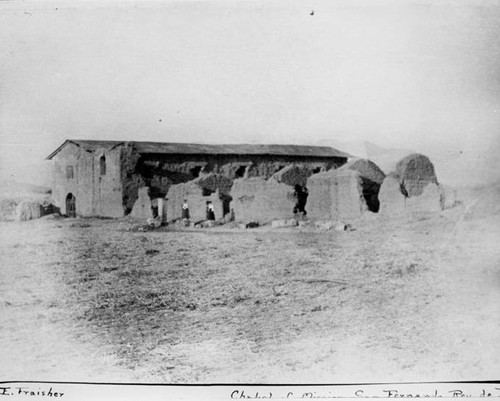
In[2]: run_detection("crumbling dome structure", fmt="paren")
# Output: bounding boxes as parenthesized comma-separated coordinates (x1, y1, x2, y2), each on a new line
(395, 153, 438, 197)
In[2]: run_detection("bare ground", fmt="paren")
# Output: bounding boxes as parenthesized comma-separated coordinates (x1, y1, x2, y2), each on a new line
(1, 190, 499, 383)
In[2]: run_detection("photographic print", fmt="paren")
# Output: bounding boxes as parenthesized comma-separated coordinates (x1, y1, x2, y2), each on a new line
(0, 0, 499, 386)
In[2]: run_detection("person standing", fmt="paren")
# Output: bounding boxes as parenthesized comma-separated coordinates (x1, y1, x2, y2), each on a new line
(206, 201, 215, 221)
(182, 199, 190, 219)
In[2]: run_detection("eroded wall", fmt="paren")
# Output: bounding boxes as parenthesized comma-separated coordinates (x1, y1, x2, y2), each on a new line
(378, 173, 406, 215)
(93, 147, 126, 218)
(379, 173, 444, 216)
(271, 165, 313, 187)
(338, 159, 386, 213)
(166, 181, 224, 222)
(395, 153, 438, 197)
(307, 169, 368, 221)
(230, 177, 296, 223)
(130, 187, 154, 219)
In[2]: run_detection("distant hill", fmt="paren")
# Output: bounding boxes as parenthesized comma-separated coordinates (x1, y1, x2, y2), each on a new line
(317, 139, 414, 174)
(317, 139, 500, 187)
(0, 180, 51, 200)
(333, 140, 415, 173)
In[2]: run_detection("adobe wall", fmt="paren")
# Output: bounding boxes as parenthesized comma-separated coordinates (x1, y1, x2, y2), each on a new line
(51, 143, 125, 217)
(93, 146, 126, 218)
(166, 181, 224, 222)
(193, 174, 233, 197)
(230, 177, 296, 223)
(406, 183, 442, 213)
(271, 165, 313, 187)
(130, 187, 154, 219)
(379, 173, 443, 216)
(307, 169, 368, 221)
(395, 153, 438, 197)
(379, 154, 443, 217)
(378, 173, 406, 215)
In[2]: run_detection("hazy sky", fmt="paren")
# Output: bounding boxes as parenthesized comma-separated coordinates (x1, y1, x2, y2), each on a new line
(1, 0, 499, 185)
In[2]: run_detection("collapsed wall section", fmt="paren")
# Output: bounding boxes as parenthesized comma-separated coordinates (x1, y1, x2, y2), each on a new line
(307, 169, 368, 221)
(378, 172, 406, 215)
(166, 183, 224, 222)
(140, 160, 205, 199)
(130, 187, 154, 219)
(339, 158, 386, 212)
(406, 183, 442, 213)
(120, 143, 145, 215)
(137, 154, 347, 198)
(379, 175, 443, 216)
(379, 154, 448, 217)
(166, 174, 229, 222)
(269, 165, 313, 187)
(193, 174, 233, 197)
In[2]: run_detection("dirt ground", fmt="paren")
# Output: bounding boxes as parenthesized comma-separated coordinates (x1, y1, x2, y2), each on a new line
(1, 186, 499, 383)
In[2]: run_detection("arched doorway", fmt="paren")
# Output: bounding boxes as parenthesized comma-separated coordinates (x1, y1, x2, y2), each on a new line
(66, 193, 76, 217)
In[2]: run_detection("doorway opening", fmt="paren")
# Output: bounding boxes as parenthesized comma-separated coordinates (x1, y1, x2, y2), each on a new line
(293, 185, 308, 215)
(235, 165, 246, 178)
(66, 193, 76, 217)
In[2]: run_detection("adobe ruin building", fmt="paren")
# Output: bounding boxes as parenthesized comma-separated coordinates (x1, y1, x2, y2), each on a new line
(378, 153, 449, 216)
(46, 139, 351, 219)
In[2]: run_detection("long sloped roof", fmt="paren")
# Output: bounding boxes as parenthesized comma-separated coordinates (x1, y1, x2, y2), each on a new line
(46, 139, 352, 160)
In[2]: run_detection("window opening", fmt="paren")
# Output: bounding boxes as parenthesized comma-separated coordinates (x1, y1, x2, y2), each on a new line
(100, 156, 106, 176)
(190, 166, 202, 178)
